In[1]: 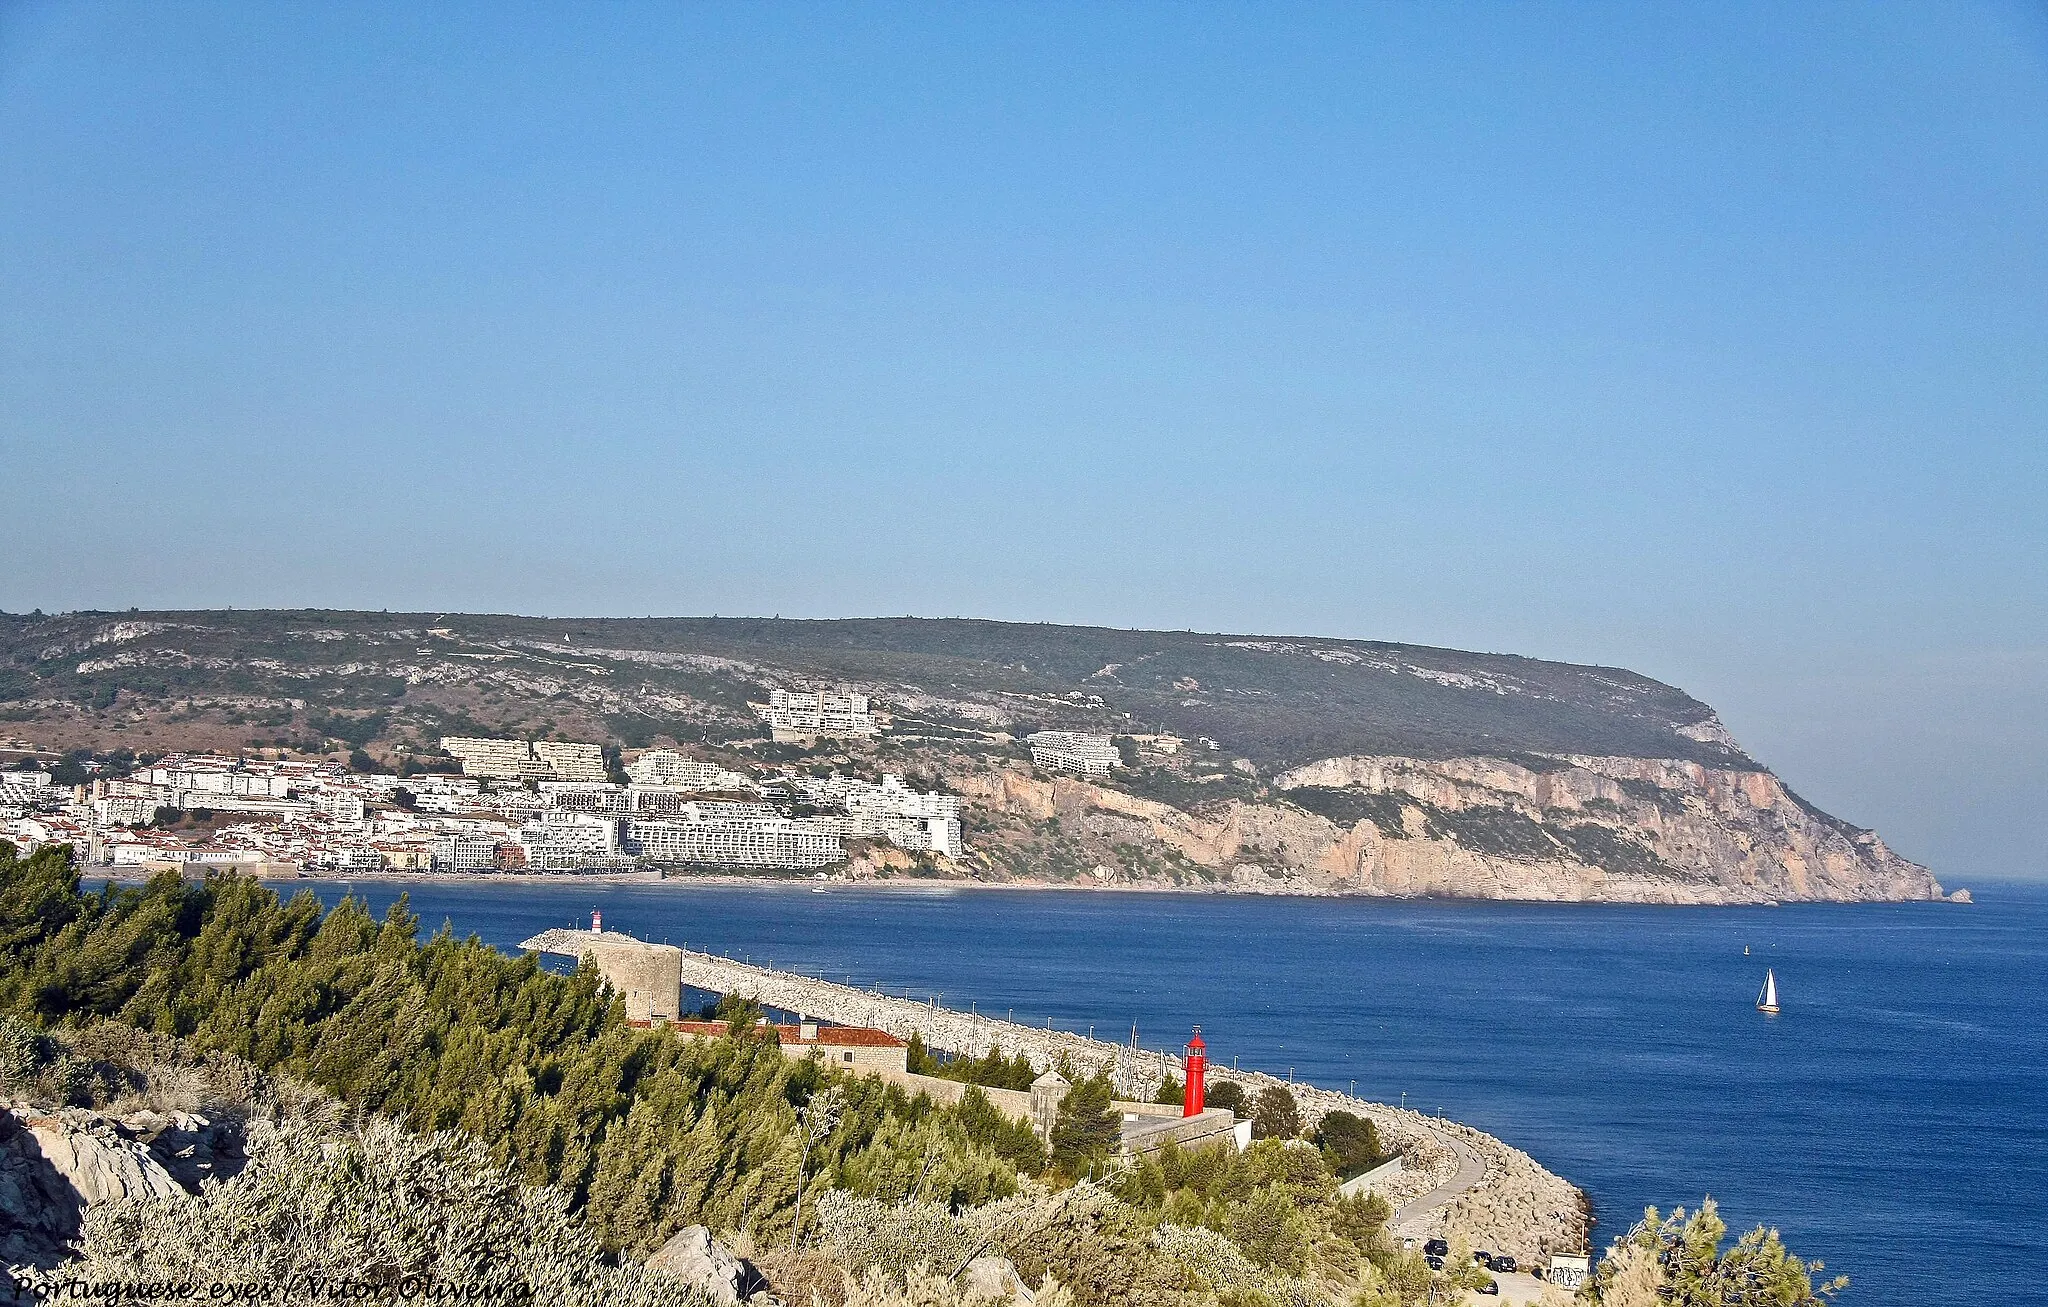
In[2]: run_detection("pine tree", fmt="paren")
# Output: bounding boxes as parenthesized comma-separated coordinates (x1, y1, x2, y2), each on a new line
(1050, 1073, 1119, 1178)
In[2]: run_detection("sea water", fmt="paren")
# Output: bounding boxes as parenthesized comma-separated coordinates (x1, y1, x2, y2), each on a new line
(251, 877, 2048, 1306)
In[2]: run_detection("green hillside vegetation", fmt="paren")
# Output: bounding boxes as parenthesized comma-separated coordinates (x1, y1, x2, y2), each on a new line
(1, 841, 1845, 1307)
(0, 840, 1406, 1304)
(0, 609, 1749, 772)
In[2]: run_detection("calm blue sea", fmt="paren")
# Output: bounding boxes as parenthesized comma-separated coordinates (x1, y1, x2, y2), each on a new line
(243, 877, 2048, 1306)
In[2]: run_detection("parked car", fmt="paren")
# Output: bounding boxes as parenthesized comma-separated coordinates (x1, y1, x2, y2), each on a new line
(1473, 1251, 1495, 1270)
(1425, 1255, 1445, 1271)
(1423, 1238, 1450, 1258)
(1492, 1255, 1518, 1274)
(1476, 1280, 1500, 1296)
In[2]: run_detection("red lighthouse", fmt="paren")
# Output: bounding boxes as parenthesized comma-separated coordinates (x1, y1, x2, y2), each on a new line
(1182, 1026, 1207, 1117)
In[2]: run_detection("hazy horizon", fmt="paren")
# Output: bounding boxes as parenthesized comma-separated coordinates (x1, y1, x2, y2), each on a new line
(4, 5, 2044, 880)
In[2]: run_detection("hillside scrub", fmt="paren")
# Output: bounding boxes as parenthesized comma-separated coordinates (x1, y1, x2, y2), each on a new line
(20, 1117, 715, 1307)
(0, 841, 1848, 1307)
(0, 842, 1025, 1254)
(1592, 1201, 1846, 1306)
(0, 843, 1393, 1304)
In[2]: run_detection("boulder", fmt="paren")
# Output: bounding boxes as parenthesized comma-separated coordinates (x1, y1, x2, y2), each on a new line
(960, 1255, 1034, 1304)
(25, 1113, 187, 1206)
(647, 1225, 772, 1305)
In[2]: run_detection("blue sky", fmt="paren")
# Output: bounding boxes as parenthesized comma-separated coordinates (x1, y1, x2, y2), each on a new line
(2, 3, 2044, 878)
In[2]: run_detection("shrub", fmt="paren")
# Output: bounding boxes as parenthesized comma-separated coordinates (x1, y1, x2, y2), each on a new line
(1205, 1080, 1248, 1117)
(19, 1117, 712, 1306)
(1050, 1074, 1120, 1178)
(1593, 1200, 1845, 1307)
(1311, 1110, 1385, 1178)
(1251, 1086, 1301, 1141)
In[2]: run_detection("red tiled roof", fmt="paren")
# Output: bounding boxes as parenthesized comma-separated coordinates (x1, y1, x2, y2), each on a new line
(791, 1025, 906, 1048)
(668, 1019, 905, 1048)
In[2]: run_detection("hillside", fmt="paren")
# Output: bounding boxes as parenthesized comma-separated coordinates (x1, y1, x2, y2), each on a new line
(0, 609, 1947, 903)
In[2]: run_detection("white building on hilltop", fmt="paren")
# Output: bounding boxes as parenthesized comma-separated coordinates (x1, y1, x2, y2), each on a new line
(443, 737, 608, 782)
(1027, 732, 1122, 775)
(756, 688, 880, 742)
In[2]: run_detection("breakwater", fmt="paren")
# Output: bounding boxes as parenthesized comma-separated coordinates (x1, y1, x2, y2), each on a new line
(669, 945, 1588, 1261)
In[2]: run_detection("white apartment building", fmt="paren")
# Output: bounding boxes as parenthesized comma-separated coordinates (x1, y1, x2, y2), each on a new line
(517, 810, 630, 871)
(312, 792, 367, 824)
(844, 773, 963, 821)
(403, 777, 485, 814)
(539, 781, 631, 814)
(756, 688, 881, 741)
(532, 741, 608, 782)
(781, 771, 965, 859)
(311, 845, 387, 873)
(441, 738, 546, 779)
(107, 841, 257, 868)
(625, 816, 842, 869)
(430, 835, 501, 872)
(138, 761, 292, 798)
(624, 751, 755, 792)
(1027, 731, 1122, 775)
(677, 801, 781, 822)
(442, 737, 608, 782)
(0, 782, 62, 819)
(878, 815, 964, 859)
(91, 796, 161, 827)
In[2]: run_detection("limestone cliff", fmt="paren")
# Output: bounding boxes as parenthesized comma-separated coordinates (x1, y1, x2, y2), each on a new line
(949, 752, 1944, 905)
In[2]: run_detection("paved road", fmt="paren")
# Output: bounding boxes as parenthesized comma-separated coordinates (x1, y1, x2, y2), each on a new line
(1392, 1123, 1488, 1229)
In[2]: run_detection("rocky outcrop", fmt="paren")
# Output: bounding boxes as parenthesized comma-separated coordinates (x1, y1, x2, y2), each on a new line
(1277, 754, 1942, 903)
(0, 1103, 248, 1284)
(647, 1225, 773, 1305)
(953, 753, 1943, 904)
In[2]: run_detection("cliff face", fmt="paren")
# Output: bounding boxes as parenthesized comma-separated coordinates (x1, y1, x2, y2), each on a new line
(950, 753, 1944, 905)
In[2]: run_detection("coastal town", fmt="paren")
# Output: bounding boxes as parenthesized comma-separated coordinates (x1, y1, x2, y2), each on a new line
(0, 685, 1132, 878)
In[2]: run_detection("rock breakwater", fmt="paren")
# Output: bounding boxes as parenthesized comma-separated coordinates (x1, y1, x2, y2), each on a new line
(668, 949, 1589, 1261)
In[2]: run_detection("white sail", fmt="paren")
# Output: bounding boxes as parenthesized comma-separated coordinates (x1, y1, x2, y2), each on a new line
(1757, 969, 1779, 1012)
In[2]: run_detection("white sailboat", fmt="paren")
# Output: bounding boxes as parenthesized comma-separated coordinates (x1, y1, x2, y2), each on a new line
(1756, 968, 1780, 1015)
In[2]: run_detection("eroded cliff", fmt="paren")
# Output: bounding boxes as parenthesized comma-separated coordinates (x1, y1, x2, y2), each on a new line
(949, 752, 1944, 904)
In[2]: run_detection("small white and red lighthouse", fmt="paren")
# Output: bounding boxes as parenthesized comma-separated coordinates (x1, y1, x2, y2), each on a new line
(1183, 1026, 1207, 1118)
(591, 909, 603, 934)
